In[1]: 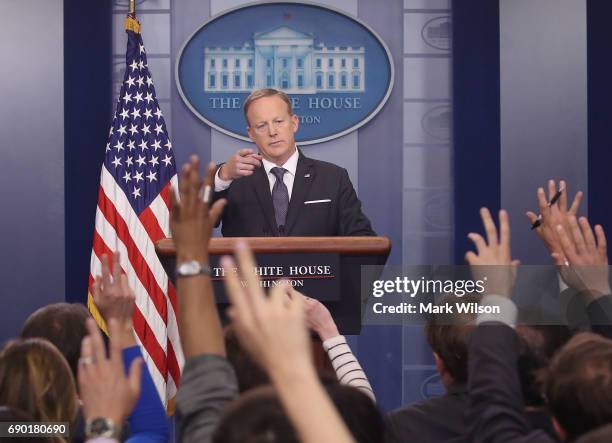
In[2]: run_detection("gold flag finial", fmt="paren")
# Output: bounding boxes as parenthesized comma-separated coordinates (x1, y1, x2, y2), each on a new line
(129, 0, 136, 17)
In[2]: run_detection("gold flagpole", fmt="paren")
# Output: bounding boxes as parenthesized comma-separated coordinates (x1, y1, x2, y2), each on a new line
(125, 0, 141, 33)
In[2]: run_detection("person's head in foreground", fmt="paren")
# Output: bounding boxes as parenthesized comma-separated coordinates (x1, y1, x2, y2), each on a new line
(20, 302, 90, 381)
(0, 338, 78, 434)
(544, 332, 612, 441)
(425, 293, 481, 388)
(243, 88, 299, 166)
(212, 383, 384, 443)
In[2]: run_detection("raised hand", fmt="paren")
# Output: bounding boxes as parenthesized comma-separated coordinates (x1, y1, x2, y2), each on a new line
(92, 252, 135, 339)
(169, 156, 226, 263)
(221, 242, 355, 443)
(222, 244, 311, 378)
(526, 179, 583, 260)
(218, 148, 263, 181)
(302, 293, 340, 341)
(553, 216, 610, 302)
(170, 156, 227, 358)
(466, 208, 519, 297)
(78, 318, 142, 431)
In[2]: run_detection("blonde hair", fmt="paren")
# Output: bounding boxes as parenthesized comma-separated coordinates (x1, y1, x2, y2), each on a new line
(0, 338, 78, 442)
(243, 88, 293, 125)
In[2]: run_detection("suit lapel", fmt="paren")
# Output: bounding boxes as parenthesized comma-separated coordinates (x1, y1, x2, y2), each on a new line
(251, 165, 278, 234)
(284, 152, 315, 234)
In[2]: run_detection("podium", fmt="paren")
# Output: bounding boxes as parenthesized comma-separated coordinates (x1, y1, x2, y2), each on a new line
(156, 237, 391, 335)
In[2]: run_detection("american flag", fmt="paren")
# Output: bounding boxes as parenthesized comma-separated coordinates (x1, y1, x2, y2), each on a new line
(88, 17, 182, 403)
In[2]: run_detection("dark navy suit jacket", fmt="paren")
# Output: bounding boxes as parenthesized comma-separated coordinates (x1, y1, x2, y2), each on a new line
(214, 151, 375, 237)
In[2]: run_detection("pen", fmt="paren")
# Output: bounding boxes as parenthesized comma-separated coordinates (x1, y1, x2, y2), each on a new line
(531, 188, 564, 230)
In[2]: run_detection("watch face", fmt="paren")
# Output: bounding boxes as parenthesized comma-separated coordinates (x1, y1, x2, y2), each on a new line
(87, 418, 114, 437)
(179, 261, 200, 275)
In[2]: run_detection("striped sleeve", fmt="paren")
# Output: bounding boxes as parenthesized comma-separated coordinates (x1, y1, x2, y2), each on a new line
(322, 335, 376, 402)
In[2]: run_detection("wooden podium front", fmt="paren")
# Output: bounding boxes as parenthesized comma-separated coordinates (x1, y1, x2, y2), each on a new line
(156, 237, 391, 335)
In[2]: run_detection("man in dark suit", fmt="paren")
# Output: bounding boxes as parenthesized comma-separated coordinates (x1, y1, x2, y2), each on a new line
(213, 88, 375, 237)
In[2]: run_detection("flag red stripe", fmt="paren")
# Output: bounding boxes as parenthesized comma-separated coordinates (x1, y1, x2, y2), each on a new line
(97, 187, 168, 324)
(92, 231, 168, 378)
(139, 207, 166, 242)
(160, 182, 171, 210)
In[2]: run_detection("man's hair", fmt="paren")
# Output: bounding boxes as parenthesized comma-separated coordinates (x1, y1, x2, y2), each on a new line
(20, 303, 90, 381)
(515, 324, 572, 407)
(213, 383, 385, 443)
(224, 325, 270, 392)
(544, 333, 612, 440)
(243, 88, 293, 125)
(213, 386, 298, 443)
(424, 293, 481, 384)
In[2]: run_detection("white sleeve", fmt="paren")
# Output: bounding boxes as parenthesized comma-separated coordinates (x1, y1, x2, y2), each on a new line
(476, 295, 518, 327)
(214, 166, 233, 192)
(322, 335, 376, 402)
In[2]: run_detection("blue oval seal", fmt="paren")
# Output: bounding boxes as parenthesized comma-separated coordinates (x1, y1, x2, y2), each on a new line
(176, 1, 394, 145)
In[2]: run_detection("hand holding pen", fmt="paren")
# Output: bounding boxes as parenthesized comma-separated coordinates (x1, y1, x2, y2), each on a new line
(526, 179, 583, 259)
(530, 187, 564, 230)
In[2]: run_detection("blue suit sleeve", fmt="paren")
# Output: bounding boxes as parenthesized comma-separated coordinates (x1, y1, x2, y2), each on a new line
(122, 346, 169, 443)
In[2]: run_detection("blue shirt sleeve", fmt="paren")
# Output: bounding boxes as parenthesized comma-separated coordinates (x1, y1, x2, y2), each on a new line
(122, 346, 169, 443)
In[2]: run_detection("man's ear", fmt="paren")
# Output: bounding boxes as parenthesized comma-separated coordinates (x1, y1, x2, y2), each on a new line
(291, 113, 299, 134)
(552, 417, 567, 442)
(433, 352, 445, 377)
(246, 126, 255, 142)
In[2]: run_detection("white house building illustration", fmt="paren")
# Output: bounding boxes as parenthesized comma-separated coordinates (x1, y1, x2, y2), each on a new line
(203, 26, 365, 94)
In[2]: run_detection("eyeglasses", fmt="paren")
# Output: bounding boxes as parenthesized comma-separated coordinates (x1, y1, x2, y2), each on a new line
(252, 118, 289, 135)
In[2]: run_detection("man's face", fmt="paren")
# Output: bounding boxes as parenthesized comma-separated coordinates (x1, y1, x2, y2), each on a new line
(246, 95, 299, 166)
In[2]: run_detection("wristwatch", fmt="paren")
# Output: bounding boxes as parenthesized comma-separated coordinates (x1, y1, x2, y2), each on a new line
(85, 417, 120, 439)
(176, 260, 211, 277)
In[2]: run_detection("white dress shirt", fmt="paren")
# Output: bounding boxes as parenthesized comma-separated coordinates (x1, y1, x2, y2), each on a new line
(214, 147, 299, 200)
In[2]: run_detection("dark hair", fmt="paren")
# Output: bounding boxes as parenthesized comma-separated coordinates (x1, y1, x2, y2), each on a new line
(575, 424, 612, 443)
(515, 324, 572, 407)
(213, 386, 298, 443)
(213, 383, 385, 443)
(224, 325, 270, 392)
(424, 293, 481, 384)
(0, 338, 78, 442)
(324, 383, 385, 443)
(544, 333, 612, 440)
(21, 303, 90, 380)
(243, 88, 293, 125)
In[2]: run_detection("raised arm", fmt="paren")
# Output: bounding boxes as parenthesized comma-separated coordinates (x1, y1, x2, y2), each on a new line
(222, 243, 356, 443)
(170, 156, 239, 443)
(302, 293, 375, 401)
(465, 208, 553, 443)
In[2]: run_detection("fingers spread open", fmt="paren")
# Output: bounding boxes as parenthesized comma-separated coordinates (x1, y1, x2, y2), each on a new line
(568, 216, 586, 255)
(499, 209, 510, 252)
(556, 224, 578, 262)
(559, 180, 568, 211)
(480, 207, 498, 247)
(537, 187, 549, 214)
(221, 255, 254, 328)
(547, 179, 557, 202)
(569, 191, 583, 215)
(595, 225, 608, 261)
(579, 217, 597, 253)
(467, 233, 487, 254)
